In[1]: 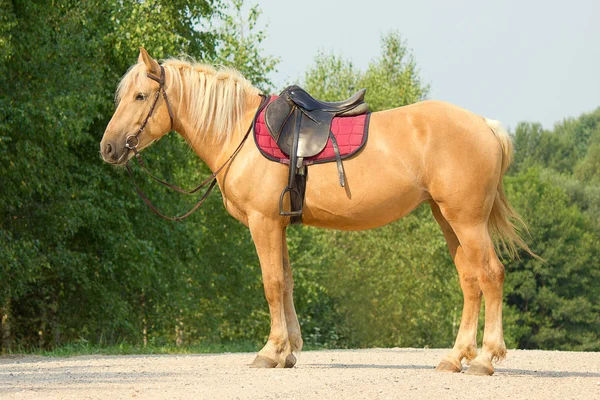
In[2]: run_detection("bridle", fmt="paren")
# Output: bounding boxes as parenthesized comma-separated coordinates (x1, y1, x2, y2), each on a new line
(124, 65, 174, 151)
(123, 65, 268, 221)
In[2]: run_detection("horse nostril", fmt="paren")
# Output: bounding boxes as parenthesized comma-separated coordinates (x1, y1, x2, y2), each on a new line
(102, 141, 119, 162)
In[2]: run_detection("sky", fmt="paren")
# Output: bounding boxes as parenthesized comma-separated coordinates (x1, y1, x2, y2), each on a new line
(253, 0, 599, 130)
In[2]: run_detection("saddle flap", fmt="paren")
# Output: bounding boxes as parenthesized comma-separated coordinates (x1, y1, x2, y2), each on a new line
(271, 109, 333, 158)
(264, 96, 293, 143)
(296, 110, 333, 157)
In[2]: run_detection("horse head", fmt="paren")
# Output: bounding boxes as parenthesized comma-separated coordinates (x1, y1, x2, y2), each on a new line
(100, 48, 173, 165)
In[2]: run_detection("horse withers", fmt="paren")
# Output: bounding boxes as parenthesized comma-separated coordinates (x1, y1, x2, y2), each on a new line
(100, 48, 535, 375)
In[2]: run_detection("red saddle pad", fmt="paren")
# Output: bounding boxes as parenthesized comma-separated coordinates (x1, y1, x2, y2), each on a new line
(253, 96, 370, 165)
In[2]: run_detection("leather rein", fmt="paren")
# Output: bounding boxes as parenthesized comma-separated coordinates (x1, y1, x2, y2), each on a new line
(124, 65, 266, 221)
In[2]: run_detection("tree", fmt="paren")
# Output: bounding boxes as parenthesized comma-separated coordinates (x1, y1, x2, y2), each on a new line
(303, 32, 430, 110)
(503, 107, 600, 350)
(214, 0, 279, 91)
(503, 169, 600, 350)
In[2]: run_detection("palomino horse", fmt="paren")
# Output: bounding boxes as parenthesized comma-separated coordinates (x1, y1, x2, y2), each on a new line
(101, 48, 534, 375)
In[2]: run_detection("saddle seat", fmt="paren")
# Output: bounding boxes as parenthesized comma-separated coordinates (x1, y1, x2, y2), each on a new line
(263, 85, 369, 220)
(286, 85, 368, 115)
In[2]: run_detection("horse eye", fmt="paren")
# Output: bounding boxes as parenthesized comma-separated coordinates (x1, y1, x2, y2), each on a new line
(135, 93, 146, 101)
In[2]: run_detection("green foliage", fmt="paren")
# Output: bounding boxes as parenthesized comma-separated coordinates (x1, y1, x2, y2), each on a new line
(107, 0, 219, 64)
(301, 52, 362, 101)
(303, 32, 430, 110)
(503, 169, 600, 350)
(501, 109, 600, 350)
(513, 108, 600, 175)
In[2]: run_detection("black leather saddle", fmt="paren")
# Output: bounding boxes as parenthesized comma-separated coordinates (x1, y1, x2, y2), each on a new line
(264, 85, 368, 221)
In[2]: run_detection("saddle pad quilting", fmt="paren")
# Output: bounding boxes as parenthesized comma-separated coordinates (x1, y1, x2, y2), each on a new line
(254, 96, 369, 165)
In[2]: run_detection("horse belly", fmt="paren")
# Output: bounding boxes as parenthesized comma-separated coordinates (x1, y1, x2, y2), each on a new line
(301, 128, 427, 230)
(302, 183, 427, 230)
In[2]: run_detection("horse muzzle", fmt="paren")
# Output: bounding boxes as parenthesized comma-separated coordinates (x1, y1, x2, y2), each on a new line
(100, 139, 130, 165)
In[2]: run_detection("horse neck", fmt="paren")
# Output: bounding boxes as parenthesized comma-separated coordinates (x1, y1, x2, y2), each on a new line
(171, 79, 262, 172)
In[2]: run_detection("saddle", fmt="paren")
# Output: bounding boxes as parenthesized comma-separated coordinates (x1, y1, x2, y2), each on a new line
(264, 85, 369, 220)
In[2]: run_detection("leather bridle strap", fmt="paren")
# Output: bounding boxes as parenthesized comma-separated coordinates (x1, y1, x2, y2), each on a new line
(125, 65, 174, 150)
(124, 94, 269, 221)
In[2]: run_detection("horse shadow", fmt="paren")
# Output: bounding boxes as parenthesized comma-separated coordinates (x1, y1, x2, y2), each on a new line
(305, 363, 600, 378)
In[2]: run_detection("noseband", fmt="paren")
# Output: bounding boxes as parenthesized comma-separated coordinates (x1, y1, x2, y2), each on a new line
(123, 65, 269, 221)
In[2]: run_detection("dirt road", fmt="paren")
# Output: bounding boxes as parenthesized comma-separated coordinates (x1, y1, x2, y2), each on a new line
(1, 348, 599, 399)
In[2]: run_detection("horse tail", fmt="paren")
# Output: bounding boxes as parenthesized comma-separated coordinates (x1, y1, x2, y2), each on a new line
(484, 118, 539, 259)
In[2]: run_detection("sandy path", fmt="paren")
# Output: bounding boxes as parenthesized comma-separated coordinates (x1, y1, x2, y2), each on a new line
(1, 348, 599, 399)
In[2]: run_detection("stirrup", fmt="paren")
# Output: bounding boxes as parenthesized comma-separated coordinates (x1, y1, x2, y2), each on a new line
(279, 186, 303, 217)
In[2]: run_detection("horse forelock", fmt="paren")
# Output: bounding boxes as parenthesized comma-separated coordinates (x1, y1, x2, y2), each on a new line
(115, 63, 147, 107)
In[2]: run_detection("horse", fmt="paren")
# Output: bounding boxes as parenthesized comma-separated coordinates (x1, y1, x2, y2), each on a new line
(100, 48, 534, 375)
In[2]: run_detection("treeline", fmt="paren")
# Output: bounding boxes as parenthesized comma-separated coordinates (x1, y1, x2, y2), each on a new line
(1, 1, 598, 353)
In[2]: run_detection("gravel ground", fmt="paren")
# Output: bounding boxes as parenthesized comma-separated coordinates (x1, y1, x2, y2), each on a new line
(1, 348, 599, 399)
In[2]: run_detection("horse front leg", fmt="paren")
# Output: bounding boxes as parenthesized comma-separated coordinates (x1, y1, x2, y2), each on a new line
(249, 216, 296, 368)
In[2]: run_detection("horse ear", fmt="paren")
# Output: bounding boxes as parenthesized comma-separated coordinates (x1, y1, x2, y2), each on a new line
(138, 47, 160, 76)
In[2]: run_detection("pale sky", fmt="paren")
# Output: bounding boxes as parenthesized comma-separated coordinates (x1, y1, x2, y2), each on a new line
(255, 0, 599, 130)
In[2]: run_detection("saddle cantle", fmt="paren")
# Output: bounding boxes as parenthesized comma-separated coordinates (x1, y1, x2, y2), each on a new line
(263, 85, 369, 221)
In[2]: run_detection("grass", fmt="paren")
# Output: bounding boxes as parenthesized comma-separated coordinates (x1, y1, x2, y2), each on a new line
(4, 340, 260, 358)
(3, 341, 333, 358)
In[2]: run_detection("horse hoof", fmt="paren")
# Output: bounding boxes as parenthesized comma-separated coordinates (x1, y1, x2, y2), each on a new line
(465, 361, 494, 376)
(284, 354, 296, 368)
(250, 355, 278, 368)
(435, 359, 462, 373)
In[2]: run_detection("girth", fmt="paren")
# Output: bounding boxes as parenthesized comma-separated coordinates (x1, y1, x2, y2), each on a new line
(264, 85, 368, 222)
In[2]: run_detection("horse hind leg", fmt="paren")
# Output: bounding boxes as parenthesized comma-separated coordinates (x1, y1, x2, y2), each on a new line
(465, 238, 507, 375)
(445, 217, 507, 376)
(430, 201, 481, 373)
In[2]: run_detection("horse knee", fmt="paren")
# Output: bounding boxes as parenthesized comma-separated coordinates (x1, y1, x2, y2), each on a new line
(262, 276, 285, 303)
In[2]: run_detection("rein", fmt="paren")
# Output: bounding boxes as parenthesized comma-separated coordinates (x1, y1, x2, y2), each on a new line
(123, 65, 268, 221)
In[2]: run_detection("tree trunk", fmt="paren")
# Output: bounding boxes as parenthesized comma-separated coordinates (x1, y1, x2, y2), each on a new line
(1, 298, 12, 354)
(39, 310, 47, 349)
(141, 291, 147, 348)
(175, 310, 184, 347)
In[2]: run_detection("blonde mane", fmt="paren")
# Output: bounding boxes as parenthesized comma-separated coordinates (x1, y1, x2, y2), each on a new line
(116, 58, 260, 145)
